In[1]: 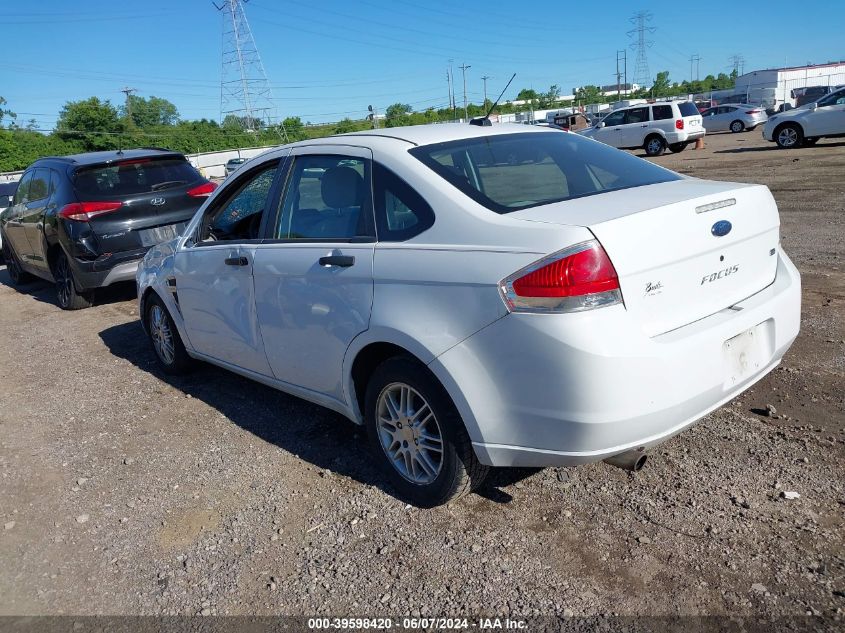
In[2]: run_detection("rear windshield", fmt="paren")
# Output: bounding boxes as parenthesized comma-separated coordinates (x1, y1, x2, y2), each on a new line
(73, 157, 200, 198)
(678, 102, 700, 117)
(409, 132, 681, 214)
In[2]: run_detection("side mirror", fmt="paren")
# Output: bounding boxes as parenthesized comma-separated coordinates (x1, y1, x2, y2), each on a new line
(597, 122, 606, 128)
(810, 102, 818, 111)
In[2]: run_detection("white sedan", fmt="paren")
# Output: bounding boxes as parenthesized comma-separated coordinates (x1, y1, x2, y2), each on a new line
(137, 124, 801, 507)
(764, 85, 845, 147)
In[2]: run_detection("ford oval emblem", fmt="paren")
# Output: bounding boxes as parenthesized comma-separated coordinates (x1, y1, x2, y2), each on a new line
(711, 220, 732, 237)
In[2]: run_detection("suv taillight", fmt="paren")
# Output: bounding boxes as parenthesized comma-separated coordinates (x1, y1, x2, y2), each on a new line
(499, 240, 623, 313)
(59, 201, 123, 221)
(675, 119, 685, 130)
(187, 182, 218, 198)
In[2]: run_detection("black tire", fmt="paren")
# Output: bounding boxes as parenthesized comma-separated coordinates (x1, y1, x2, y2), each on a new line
(729, 120, 745, 133)
(54, 250, 93, 310)
(804, 137, 820, 146)
(145, 294, 193, 375)
(364, 356, 489, 507)
(2, 238, 33, 285)
(775, 123, 803, 149)
(644, 135, 666, 157)
(668, 142, 687, 153)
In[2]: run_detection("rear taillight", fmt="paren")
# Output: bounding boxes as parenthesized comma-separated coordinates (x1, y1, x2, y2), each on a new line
(675, 119, 684, 130)
(187, 182, 218, 198)
(746, 109, 761, 114)
(499, 240, 623, 313)
(59, 201, 123, 221)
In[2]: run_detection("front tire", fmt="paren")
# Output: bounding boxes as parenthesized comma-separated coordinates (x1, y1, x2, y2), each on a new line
(146, 294, 193, 375)
(668, 142, 687, 153)
(54, 250, 92, 310)
(3, 239, 33, 286)
(729, 120, 745, 133)
(365, 356, 488, 507)
(775, 123, 803, 148)
(644, 135, 666, 157)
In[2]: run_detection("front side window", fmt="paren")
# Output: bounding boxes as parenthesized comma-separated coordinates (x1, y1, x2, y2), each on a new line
(817, 88, 845, 108)
(275, 155, 373, 240)
(200, 162, 278, 242)
(602, 111, 625, 126)
(12, 171, 34, 205)
(410, 132, 681, 214)
(28, 169, 50, 202)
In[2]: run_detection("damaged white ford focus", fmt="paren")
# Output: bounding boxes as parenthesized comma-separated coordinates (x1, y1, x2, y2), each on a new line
(137, 123, 800, 507)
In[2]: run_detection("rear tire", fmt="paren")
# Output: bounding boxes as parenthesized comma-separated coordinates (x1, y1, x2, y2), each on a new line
(775, 123, 803, 148)
(729, 120, 745, 133)
(644, 135, 666, 157)
(145, 294, 193, 375)
(365, 356, 489, 507)
(2, 239, 33, 286)
(668, 142, 687, 153)
(54, 250, 93, 310)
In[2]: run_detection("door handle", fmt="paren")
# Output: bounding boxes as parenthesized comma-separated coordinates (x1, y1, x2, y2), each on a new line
(319, 255, 355, 267)
(641, 124, 648, 127)
(224, 256, 249, 266)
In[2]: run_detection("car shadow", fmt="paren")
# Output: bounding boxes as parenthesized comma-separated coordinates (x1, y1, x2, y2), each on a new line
(98, 320, 536, 506)
(715, 140, 845, 154)
(0, 265, 136, 308)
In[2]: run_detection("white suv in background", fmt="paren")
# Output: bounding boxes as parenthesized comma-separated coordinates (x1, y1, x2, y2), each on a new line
(763, 86, 845, 148)
(580, 101, 705, 156)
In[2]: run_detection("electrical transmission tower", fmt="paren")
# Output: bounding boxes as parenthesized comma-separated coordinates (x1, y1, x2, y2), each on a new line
(214, 0, 285, 138)
(627, 11, 655, 89)
(728, 54, 745, 76)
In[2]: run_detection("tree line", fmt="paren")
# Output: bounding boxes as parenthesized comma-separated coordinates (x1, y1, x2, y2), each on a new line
(0, 69, 736, 172)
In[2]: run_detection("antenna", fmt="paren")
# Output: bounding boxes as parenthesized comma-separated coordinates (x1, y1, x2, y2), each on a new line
(215, 0, 287, 140)
(469, 73, 516, 127)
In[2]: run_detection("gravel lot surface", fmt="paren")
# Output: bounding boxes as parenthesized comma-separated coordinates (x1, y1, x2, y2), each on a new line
(0, 131, 843, 624)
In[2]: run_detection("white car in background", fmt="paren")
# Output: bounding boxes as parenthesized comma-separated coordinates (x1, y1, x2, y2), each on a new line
(137, 124, 800, 507)
(764, 85, 845, 148)
(700, 104, 768, 133)
(580, 101, 705, 155)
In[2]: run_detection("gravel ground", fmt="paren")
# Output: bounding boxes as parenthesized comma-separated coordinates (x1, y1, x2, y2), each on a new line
(0, 131, 843, 624)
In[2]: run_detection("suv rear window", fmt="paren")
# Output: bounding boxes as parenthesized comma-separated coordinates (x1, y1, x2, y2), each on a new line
(73, 157, 201, 198)
(678, 102, 700, 117)
(409, 132, 680, 214)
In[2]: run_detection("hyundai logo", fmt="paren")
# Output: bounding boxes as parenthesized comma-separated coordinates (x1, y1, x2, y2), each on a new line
(150, 197, 166, 206)
(711, 220, 732, 237)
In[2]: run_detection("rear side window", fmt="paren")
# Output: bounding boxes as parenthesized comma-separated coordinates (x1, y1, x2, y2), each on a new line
(12, 171, 33, 205)
(28, 169, 50, 202)
(410, 132, 681, 214)
(73, 157, 201, 198)
(373, 163, 434, 241)
(652, 105, 673, 120)
(625, 107, 650, 124)
(678, 102, 700, 117)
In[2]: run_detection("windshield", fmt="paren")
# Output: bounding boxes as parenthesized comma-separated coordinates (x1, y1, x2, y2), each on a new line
(409, 132, 681, 214)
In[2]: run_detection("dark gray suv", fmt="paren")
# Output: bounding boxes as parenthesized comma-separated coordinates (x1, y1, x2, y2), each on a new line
(0, 149, 216, 309)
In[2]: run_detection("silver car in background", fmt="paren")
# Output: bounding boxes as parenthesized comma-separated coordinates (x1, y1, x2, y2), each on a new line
(701, 104, 768, 133)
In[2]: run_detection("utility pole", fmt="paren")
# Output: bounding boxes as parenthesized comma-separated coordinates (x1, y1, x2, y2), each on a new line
(447, 60, 456, 119)
(459, 63, 471, 121)
(481, 75, 491, 106)
(120, 87, 137, 119)
(615, 50, 627, 97)
(729, 54, 745, 77)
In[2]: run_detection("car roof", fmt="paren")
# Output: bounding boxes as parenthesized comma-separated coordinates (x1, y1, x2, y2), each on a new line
(32, 148, 184, 167)
(287, 122, 552, 148)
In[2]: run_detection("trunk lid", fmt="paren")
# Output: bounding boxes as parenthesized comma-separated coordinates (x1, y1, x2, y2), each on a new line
(508, 179, 780, 336)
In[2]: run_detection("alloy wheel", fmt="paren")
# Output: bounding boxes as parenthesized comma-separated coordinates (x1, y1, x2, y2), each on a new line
(149, 304, 176, 366)
(376, 382, 444, 485)
(646, 138, 663, 155)
(778, 127, 798, 147)
(730, 121, 744, 133)
(56, 255, 74, 308)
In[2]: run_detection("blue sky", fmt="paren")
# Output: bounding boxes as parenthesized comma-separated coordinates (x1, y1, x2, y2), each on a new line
(2, 0, 842, 129)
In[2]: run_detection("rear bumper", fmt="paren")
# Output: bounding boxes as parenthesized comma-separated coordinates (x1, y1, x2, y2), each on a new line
(430, 249, 801, 467)
(71, 248, 146, 289)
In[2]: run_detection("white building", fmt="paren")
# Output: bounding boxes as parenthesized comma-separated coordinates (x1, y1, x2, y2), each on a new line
(735, 62, 845, 109)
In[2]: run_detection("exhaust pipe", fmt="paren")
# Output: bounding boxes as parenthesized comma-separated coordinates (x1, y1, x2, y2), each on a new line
(604, 448, 647, 472)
